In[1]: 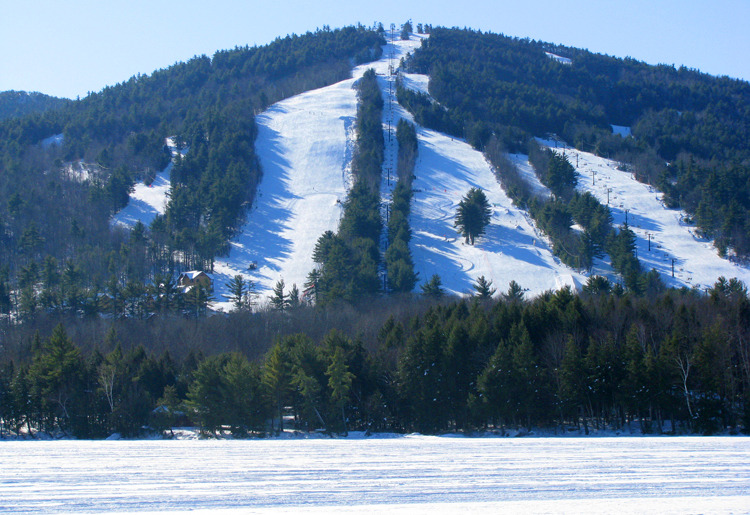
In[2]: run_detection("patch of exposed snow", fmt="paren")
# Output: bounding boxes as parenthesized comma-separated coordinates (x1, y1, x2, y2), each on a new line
(40, 133, 63, 148)
(507, 153, 551, 198)
(111, 138, 183, 229)
(545, 52, 572, 65)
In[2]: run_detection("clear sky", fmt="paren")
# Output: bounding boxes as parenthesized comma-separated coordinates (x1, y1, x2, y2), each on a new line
(3, 0, 749, 99)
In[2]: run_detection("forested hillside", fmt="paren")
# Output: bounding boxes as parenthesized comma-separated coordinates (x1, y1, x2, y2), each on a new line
(404, 27, 750, 257)
(0, 91, 70, 121)
(0, 25, 385, 319)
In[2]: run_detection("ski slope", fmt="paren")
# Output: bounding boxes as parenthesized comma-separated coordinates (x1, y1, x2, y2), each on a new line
(112, 33, 750, 310)
(543, 140, 750, 290)
(3, 436, 749, 513)
(394, 54, 583, 296)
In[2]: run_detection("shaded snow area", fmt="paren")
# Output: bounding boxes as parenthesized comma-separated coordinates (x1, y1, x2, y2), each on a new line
(393, 47, 582, 296)
(2, 436, 748, 513)
(111, 138, 185, 229)
(554, 144, 750, 290)
(212, 34, 424, 309)
(545, 51, 572, 65)
(611, 124, 632, 137)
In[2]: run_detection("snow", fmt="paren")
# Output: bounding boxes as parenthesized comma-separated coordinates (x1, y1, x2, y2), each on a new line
(545, 52, 572, 65)
(111, 138, 185, 229)
(40, 133, 64, 148)
(1, 436, 748, 513)
(558, 144, 750, 289)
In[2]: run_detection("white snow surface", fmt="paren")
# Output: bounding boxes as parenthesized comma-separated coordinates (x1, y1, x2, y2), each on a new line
(558, 144, 750, 289)
(1, 436, 748, 514)
(111, 138, 185, 229)
(545, 52, 572, 65)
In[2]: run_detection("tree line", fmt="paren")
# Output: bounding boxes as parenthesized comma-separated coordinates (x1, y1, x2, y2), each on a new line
(310, 69, 384, 304)
(2, 276, 748, 438)
(385, 119, 419, 293)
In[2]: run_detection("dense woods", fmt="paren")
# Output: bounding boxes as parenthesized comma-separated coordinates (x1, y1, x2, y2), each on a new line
(0, 91, 69, 122)
(1, 277, 748, 438)
(404, 27, 750, 258)
(385, 119, 419, 293)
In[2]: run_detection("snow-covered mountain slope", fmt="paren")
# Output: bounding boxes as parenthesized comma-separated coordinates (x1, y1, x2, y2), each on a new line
(112, 33, 750, 310)
(210, 37, 425, 310)
(556, 142, 750, 290)
(391, 54, 582, 296)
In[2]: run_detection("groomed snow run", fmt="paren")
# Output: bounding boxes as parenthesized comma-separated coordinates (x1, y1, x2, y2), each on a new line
(542, 140, 750, 290)
(2, 436, 748, 513)
(211, 33, 425, 309)
(394, 42, 584, 296)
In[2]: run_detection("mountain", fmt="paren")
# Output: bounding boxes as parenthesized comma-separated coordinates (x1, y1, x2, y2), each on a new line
(0, 90, 69, 121)
(0, 23, 749, 319)
(2, 24, 750, 440)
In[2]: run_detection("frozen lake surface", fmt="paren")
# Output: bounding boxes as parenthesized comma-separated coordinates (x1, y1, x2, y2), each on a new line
(1, 435, 749, 513)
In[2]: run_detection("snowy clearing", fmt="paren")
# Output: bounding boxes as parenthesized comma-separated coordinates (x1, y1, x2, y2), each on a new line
(111, 138, 185, 229)
(1, 436, 748, 514)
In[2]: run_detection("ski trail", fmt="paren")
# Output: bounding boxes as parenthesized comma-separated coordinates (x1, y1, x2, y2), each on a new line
(538, 140, 750, 290)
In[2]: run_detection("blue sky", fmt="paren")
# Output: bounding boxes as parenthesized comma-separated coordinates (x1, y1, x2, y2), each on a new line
(3, 0, 749, 99)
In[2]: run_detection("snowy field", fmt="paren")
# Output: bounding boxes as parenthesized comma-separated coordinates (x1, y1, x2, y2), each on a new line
(1, 436, 749, 514)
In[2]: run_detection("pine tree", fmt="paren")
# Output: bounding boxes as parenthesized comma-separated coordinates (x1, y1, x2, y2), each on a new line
(455, 187, 492, 245)
(421, 274, 445, 297)
(270, 279, 287, 310)
(326, 347, 355, 434)
(473, 275, 497, 299)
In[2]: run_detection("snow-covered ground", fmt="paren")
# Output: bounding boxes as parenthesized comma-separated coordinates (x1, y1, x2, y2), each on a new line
(2, 436, 748, 513)
(111, 138, 185, 229)
(549, 142, 750, 290)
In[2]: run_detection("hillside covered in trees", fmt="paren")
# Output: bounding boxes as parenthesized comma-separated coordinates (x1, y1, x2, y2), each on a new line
(0, 25, 385, 318)
(0, 91, 70, 122)
(403, 27, 750, 257)
(2, 23, 750, 438)
(1, 277, 748, 438)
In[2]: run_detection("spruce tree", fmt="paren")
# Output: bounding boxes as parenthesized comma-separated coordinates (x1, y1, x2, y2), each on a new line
(455, 188, 492, 245)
